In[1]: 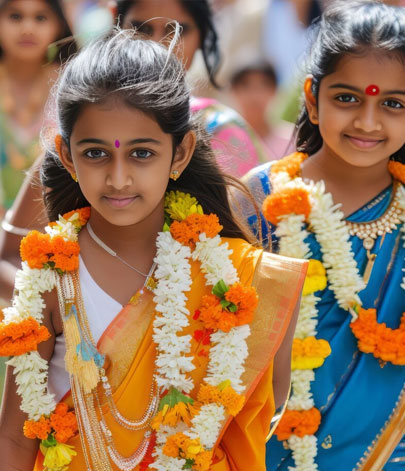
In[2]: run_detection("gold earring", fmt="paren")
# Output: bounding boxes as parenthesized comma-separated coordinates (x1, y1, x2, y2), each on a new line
(71, 173, 78, 182)
(170, 170, 180, 181)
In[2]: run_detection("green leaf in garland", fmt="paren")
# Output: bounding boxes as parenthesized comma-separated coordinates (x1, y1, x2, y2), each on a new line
(158, 388, 194, 411)
(41, 433, 57, 448)
(183, 459, 195, 469)
(212, 279, 229, 298)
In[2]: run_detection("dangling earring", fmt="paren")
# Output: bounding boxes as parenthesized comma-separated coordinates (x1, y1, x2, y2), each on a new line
(170, 170, 180, 181)
(71, 173, 78, 183)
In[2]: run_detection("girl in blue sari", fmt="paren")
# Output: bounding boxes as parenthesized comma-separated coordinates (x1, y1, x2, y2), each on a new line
(240, 1, 405, 470)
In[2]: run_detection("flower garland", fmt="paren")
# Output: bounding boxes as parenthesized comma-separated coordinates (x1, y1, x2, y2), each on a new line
(150, 191, 258, 471)
(264, 153, 405, 470)
(1, 195, 258, 471)
(0, 208, 89, 470)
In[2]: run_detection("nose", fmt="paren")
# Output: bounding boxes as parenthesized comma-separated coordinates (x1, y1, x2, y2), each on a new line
(106, 158, 133, 190)
(353, 102, 382, 133)
(21, 18, 36, 35)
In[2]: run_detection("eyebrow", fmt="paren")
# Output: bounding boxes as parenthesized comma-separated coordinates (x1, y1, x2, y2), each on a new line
(75, 138, 162, 146)
(329, 83, 405, 95)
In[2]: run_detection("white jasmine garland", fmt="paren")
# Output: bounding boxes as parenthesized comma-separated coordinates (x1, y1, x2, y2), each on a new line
(288, 370, 315, 411)
(288, 435, 319, 471)
(186, 403, 225, 449)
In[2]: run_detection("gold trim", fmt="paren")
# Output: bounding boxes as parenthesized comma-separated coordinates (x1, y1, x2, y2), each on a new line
(266, 382, 291, 442)
(356, 386, 405, 471)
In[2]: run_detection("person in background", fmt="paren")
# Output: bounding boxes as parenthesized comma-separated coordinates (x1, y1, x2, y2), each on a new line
(0, 0, 73, 214)
(229, 61, 294, 160)
(240, 1, 405, 469)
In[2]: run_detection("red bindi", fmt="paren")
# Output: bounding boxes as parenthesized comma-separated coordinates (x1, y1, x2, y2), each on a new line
(114, 139, 120, 148)
(365, 84, 380, 96)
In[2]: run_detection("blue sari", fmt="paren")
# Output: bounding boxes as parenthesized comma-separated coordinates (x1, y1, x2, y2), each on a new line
(241, 162, 405, 471)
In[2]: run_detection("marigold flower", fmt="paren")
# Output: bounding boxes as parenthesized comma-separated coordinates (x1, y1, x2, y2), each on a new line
(388, 160, 405, 184)
(292, 337, 331, 370)
(0, 317, 51, 356)
(193, 450, 213, 471)
(50, 404, 78, 443)
(271, 152, 308, 177)
(170, 213, 222, 249)
(165, 191, 203, 221)
(199, 283, 258, 333)
(152, 401, 200, 430)
(350, 309, 405, 365)
(62, 207, 91, 227)
(275, 407, 321, 441)
(302, 260, 327, 296)
(262, 188, 311, 226)
(24, 417, 51, 440)
(198, 383, 245, 416)
(50, 236, 80, 272)
(20, 231, 52, 269)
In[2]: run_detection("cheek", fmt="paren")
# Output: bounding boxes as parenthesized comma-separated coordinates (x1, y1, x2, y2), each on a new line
(181, 35, 200, 69)
(39, 23, 62, 44)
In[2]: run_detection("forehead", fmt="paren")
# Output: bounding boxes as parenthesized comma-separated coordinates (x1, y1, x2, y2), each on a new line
(1, 0, 54, 13)
(323, 52, 405, 90)
(125, 0, 195, 24)
(71, 101, 168, 139)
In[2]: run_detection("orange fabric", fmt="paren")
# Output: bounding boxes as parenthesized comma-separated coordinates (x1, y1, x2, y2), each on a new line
(34, 238, 307, 471)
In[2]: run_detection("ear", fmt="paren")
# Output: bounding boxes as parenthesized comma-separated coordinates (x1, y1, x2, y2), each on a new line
(171, 130, 196, 176)
(304, 76, 319, 125)
(55, 134, 76, 177)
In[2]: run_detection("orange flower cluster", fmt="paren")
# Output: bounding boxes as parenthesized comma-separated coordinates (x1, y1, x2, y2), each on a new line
(62, 207, 91, 227)
(198, 383, 245, 416)
(271, 152, 308, 177)
(262, 188, 311, 226)
(275, 407, 321, 441)
(291, 337, 332, 370)
(170, 213, 223, 249)
(24, 416, 51, 440)
(388, 160, 405, 184)
(0, 317, 50, 356)
(24, 403, 78, 443)
(163, 433, 212, 471)
(199, 283, 258, 332)
(350, 308, 405, 365)
(20, 231, 80, 272)
(152, 401, 200, 430)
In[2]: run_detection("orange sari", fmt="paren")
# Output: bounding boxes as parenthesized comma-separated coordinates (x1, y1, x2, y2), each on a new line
(34, 238, 307, 471)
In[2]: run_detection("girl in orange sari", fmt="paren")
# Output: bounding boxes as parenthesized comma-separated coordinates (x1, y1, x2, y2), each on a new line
(0, 28, 307, 471)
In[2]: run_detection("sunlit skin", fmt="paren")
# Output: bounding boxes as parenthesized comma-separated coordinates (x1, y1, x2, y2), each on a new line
(58, 99, 195, 303)
(303, 52, 405, 215)
(0, 0, 62, 63)
(122, 0, 201, 69)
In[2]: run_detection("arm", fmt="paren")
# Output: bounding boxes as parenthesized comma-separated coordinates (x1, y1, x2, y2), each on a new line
(0, 290, 57, 471)
(0, 157, 47, 302)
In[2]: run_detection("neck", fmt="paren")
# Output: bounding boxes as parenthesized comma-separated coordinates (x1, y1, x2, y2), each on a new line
(1, 55, 46, 83)
(246, 116, 271, 138)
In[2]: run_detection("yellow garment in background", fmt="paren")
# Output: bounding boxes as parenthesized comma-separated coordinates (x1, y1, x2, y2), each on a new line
(34, 238, 307, 471)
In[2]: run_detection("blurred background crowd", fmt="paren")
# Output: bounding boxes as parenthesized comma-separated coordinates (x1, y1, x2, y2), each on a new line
(0, 0, 404, 399)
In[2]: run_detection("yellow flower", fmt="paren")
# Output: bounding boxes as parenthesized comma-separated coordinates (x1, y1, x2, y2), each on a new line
(40, 442, 77, 471)
(165, 191, 203, 221)
(302, 259, 327, 296)
(292, 337, 331, 370)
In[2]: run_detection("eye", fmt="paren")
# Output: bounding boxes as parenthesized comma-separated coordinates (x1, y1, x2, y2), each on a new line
(383, 99, 404, 109)
(9, 13, 21, 20)
(84, 149, 108, 159)
(131, 22, 153, 37)
(132, 149, 153, 159)
(36, 15, 47, 22)
(336, 94, 357, 103)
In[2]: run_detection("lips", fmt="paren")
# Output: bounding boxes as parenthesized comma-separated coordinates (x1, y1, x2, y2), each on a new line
(103, 196, 137, 208)
(18, 39, 38, 47)
(345, 135, 384, 149)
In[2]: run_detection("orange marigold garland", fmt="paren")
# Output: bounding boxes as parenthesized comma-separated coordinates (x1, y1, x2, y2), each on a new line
(275, 407, 322, 441)
(262, 188, 311, 226)
(0, 317, 50, 356)
(199, 281, 258, 333)
(350, 308, 405, 365)
(197, 383, 245, 416)
(170, 213, 223, 249)
(388, 160, 405, 184)
(271, 152, 308, 177)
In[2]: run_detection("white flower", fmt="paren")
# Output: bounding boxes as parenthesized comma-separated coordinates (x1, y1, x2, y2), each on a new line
(294, 294, 320, 338)
(15, 263, 56, 295)
(150, 448, 186, 471)
(12, 290, 46, 322)
(288, 435, 319, 471)
(45, 220, 78, 241)
(187, 403, 225, 449)
(205, 325, 250, 393)
(193, 234, 238, 286)
(276, 215, 311, 260)
(288, 370, 315, 410)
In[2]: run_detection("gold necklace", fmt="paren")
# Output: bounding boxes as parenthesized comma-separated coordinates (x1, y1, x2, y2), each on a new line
(346, 182, 403, 283)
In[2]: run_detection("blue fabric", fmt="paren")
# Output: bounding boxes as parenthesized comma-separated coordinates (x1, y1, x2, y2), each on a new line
(242, 166, 405, 471)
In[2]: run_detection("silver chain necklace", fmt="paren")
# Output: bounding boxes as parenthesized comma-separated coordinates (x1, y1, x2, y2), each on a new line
(87, 222, 153, 278)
